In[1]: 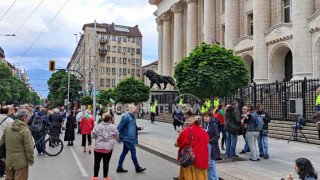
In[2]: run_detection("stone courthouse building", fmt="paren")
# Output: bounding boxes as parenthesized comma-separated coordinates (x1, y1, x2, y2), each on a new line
(149, 0, 320, 83)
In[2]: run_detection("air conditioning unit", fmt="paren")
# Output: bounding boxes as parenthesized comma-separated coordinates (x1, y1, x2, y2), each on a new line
(123, 52, 127, 55)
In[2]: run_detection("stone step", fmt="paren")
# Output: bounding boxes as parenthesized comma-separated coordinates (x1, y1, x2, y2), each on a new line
(268, 126, 319, 135)
(268, 134, 320, 145)
(268, 129, 319, 140)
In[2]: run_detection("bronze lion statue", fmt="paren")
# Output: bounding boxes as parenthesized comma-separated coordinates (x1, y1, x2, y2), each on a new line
(143, 69, 175, 90)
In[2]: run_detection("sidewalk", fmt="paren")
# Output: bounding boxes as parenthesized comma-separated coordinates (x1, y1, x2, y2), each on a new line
(132, 117, 320, 180)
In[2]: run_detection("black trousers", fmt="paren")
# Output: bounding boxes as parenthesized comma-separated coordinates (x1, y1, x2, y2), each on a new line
(82, 134, 92, 146)
(150, 113, 155, 123)
(156, 106, 159, 116)
(94, 151, 113, 178)
(0, 161, 4, 176)
(77, 122, 81, 134)
(318, 129, 320, 141)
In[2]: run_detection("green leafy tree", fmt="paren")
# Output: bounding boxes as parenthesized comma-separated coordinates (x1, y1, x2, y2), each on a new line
(114, 77, 150, 104)
(97, 89, 116, 106)
(28, 92, 41, 105)
(80, 95, 93, 105)
(174, 42, 249, 99)
(47, 70, 81, 106)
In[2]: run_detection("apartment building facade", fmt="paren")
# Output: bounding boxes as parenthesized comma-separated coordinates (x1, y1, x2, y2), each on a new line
(150, 0, 320, 83)
(68, 23, 143, 94)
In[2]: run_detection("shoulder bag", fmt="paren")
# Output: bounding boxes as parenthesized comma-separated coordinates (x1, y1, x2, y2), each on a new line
(178, 127, 196, 167)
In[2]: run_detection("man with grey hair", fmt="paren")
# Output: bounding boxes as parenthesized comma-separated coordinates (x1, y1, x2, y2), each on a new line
(225, 101, 241, 158)
(28, 108, 51, 155)
(76, 109, 83, 134)
(0, 109, 34, 180)
(49, 108, 63, 141)
(117, 104, 146, 173)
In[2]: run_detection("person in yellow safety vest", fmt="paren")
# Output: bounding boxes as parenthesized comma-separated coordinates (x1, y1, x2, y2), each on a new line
(179, 99, 183, 106)
(150, 103, 156, 124)
(201, 102, 208, 127)
(205, 98, 211, 109)
(154, 99, 159, 116)
(316, 88, 320, 112)
(214, 97, 220, 108)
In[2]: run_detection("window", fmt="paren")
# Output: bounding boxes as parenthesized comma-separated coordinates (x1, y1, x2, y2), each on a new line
(118, 46, 122, 53)
(106, 56, 111, 63)
(123, 47, 127, 53)
(123, 37, 127, 42)
(131, 58, 135, 65)
(118, 36, 122, 42)
(101, 67, 105, 73)
(107, 35, 110, 40)
(222, 0, 225, 12)
(136, 49, 141, 54)
(136, 70, 140, 76)
(100, 78, 104, 86)
(106, 45, 111, 52)
(106, 79, 110, 86)
(131, 69, 135, 75)
(136, 59, 140, 66)
(106, 67, 110, 74)
(101, 34, 104, 40)
(112, 35, 116, 41)
(131, 37, 135, 43)
(131, 48, 135, 54)
(284, 0, 292, 23)
(119, 68, 122, 75)
(136, 38, 141, 44)
(128, 47, 131, 53)
(123, 68, 127, 75)
(100, 56, 105, 62)
(112, 46, 116, 52)
(248, 14, 253, 36)
(118, 57, 122, 64)
(123, 58, 127, 64)
(128, 69, 131, 74)
(112, 57, 116, 63)
(128, 58, 130, 63)
(112, 79, 116, 86)
(112, 68, 116, 74)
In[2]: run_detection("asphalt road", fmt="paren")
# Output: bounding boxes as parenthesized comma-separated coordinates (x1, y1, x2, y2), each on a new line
(1, 116, 179, 180)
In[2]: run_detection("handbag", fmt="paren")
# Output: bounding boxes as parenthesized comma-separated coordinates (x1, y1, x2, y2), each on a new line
(225, 122, 239, 135)
(178, 127, 196, 167)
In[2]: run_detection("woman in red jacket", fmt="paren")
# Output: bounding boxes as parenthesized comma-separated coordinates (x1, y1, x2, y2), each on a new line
(80, 110, 95, 154)
(177, 116, 209, 180)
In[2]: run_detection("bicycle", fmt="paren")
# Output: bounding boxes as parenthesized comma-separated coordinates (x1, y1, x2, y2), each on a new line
(34, 126, 64, 156)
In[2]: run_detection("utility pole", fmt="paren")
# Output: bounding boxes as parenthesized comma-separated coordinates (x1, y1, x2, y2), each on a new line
(82, 34, 86, 103)
(93, 20, 97, 121)
(89, 48, 92, 96)
(67, 68, 70, 110)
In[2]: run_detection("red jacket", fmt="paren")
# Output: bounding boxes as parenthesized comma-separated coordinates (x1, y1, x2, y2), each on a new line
(80, 116, 95, 134)
(177, 124, 209, 169)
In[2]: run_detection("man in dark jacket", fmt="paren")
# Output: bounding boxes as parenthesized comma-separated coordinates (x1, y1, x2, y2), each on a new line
(256, 104, 271, 159)
(6, 105, 15, 120)
(225, 101, 241, 158)
(28, 108, 51, 155)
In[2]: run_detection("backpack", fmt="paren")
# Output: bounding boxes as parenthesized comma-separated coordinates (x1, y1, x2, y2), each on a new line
(251, 112, 263, 131)
(30, 113, 45, 133)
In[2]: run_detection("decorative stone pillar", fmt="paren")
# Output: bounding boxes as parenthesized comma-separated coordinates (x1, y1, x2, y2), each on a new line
(253, 0, 270, 83)
(225, 0, 239, 49)
(162, 13, 172, 77)
(171, 3, 184, 65)
(203, 0, 216, 43)
(187, 0, 198, 54)
(157, 19, 163, 75)
(292, 0, 314, 80)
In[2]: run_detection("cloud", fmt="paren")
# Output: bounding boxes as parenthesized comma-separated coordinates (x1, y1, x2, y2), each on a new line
(0, 0, 158, 97)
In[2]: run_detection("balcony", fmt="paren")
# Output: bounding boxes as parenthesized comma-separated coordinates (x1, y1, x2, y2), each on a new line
(100, 39, 109, 44)
(99, 48, 107, 55)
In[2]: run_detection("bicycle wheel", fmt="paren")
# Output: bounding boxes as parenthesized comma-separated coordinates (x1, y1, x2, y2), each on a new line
(43, 137, 63, 156)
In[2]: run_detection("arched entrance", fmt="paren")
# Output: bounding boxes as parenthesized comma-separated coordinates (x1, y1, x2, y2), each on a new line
(242, 53, 254, 83)
(269, 43, 293, 82)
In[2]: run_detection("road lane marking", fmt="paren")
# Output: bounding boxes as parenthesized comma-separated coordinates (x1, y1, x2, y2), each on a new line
(70, 147, 89, 177)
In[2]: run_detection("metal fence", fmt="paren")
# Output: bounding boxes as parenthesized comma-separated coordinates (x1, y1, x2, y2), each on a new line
(224, 78, 320, 121)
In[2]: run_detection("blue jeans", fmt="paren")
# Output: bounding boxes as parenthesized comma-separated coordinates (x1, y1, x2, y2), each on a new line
(258, 132, 269, 156)
(225, 132, 238, 157)
(243, 134, 249, 152)
(33, 132, 45, 153)
(207, 144, 219, 180)
(317, 106, 320, 112)
(118, 141, 140, 169)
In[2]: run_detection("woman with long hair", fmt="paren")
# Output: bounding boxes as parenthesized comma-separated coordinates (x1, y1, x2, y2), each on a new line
(286, 158, 318, 180)
(213, 104, 226, 150)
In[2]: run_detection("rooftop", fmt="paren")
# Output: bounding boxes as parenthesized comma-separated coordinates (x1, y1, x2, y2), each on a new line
(143, 60, 158, 68)
(82, 22, 142, 37)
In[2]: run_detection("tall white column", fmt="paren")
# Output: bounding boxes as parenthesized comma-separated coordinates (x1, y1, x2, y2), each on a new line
(157, 19, 163, 75)
(203, 0, 216, 44)
(171, 3, 184, 65)
(187, 0, 198, 54)
(162, 14, 172, 77)
(225, 0, 239, 49)
(292, 0, 314, 79)
(253, 0, 270, 83)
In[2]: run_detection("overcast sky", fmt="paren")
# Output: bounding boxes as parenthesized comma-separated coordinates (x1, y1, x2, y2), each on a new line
(0, 0, 158, 98)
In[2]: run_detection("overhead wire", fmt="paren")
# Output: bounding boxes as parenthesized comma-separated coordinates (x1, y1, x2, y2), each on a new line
(14, 0, 45, 34)
(15, 0, 70, 65)
(0, 0, 18, 22)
